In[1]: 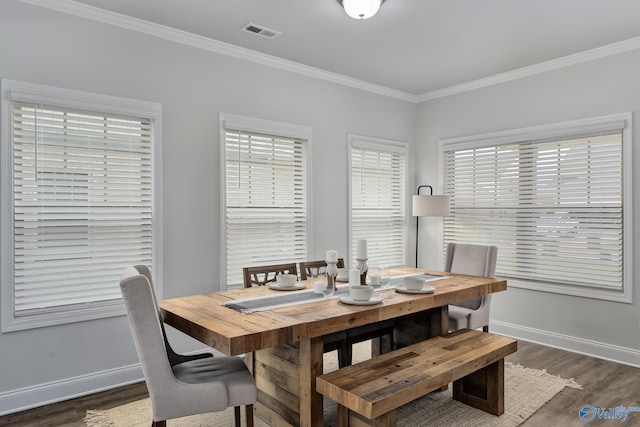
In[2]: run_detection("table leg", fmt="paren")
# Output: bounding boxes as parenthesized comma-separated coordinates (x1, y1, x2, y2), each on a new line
(431, 305, 449, 337)
(299, 336, 324, 427)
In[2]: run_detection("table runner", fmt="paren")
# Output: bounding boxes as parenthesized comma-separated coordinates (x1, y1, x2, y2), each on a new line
(221, 286, 349, 313)
(222, 273, 449, 313)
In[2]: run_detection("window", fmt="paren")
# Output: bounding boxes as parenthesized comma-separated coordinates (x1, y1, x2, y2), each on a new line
(220, 114, 310, 287)
(441, 114, 632, 302)
(349, 135, 408, 268)
(1, 80, 162, 332)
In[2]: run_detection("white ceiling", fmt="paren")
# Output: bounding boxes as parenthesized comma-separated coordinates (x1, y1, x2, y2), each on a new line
(29, 0, 640, 99)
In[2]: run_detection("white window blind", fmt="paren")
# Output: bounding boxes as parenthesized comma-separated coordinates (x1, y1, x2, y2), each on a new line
(223, 126, 308, 286)
(9, 101, 153, 317)
(1, 80, 161, 332)
(350, 136, 407, 268)
(442, 115, 632, 300)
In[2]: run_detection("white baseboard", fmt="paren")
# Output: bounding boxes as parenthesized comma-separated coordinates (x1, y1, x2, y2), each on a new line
(491, 320, 640, 368)
(0, 363, 143, 416)
(0, 346, 224, 416)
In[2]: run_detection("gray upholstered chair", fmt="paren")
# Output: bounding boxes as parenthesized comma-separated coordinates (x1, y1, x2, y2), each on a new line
(445, 243, 498, 333)
(121, 265, 213, 366)
(120, 268, 256, 427)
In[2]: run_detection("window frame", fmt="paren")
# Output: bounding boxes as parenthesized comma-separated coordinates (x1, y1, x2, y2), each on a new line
(440, 113, 633, 303)
(348, 134, 409, 268)
(1, 79, 163, 332)
(219, 113, 312, 289)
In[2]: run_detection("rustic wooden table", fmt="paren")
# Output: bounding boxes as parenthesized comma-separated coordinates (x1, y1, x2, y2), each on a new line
(159, 267, 507, 427)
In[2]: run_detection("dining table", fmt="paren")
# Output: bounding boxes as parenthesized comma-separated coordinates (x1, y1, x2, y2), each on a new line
(159, 267, 507, 427)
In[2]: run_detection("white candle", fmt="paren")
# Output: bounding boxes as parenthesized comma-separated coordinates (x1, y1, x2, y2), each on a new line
(313, 280, 324, 294)
(357, 239, 367, 259)
(349, 268, 360, 286)
(326, 249, 338, 263)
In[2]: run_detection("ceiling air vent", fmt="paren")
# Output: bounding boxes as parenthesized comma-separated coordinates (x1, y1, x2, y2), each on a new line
(241, 23, 281, 39)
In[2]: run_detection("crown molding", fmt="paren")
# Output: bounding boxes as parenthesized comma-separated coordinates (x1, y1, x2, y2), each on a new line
(417, 36, 640, 102)
(19, 0, 640, 104)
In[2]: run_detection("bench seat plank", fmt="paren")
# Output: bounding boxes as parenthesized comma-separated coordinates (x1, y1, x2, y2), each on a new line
(317, 329, 517, 421)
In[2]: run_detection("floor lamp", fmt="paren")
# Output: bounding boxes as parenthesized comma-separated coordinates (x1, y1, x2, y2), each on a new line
(413, 185, 450, 267)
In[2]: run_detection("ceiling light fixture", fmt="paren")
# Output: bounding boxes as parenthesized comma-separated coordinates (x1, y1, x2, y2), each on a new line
(338, 0, 385, 20)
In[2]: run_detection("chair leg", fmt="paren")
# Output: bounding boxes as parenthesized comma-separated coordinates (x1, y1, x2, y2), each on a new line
(246, 404, 254, 427)
(380, 332, 393, 354)
(234, 405, 254, 427)
(337, 341, 350, 368)
(152, 421, 166, 427)
(343, 341, 353, 367)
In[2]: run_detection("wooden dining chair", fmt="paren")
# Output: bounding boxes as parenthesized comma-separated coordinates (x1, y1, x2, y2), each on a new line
(445, 242, 498, 333)
(299, 258, 345, 280)
(344, 319, 395, 367)
(297, 258, 394, 367)
(242, 262, 298, 288)
(243, 262, 349, 367)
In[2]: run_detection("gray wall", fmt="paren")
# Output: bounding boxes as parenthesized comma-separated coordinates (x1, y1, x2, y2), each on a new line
(416, 48, 640, 365)
(0, 1, 416, 413)
(3, 0, 638, 415)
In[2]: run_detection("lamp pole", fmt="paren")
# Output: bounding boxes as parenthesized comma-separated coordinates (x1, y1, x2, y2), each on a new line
(415, 185, 433, 268)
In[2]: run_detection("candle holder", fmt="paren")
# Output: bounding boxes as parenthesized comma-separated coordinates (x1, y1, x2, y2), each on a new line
(325, 260, 338, 291)
(356, 258, 368, 285)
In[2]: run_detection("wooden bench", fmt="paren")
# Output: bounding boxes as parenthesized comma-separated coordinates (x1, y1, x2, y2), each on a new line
(316, 329, 517, 427)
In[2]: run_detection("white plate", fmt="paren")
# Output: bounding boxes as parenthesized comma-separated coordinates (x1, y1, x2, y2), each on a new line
(268, 283, 306, 291)
(339, 294, 385, 305)
(395, 284, 436, 294)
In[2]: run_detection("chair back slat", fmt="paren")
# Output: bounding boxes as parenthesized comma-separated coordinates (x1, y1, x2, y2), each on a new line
(242, 263, 298, 288)
(299, 258, 345, 280)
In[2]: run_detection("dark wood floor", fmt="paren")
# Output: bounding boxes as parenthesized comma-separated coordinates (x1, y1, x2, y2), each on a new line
(1, 339, 639, 426)
(509, 341, 640, 427)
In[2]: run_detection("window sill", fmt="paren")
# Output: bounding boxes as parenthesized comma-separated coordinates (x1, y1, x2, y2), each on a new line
(1, 301, 126, 333)
(506, 277, 632, 303)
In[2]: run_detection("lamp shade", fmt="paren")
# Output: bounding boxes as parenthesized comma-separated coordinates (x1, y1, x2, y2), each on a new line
(412, 194, 450, 217)
(340, 0, 383, 19)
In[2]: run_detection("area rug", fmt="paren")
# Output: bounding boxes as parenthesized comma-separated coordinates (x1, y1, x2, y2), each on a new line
(85, 342, 581, 427)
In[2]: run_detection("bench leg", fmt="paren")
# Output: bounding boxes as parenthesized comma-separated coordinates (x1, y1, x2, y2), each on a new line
(337, 405, 396, 427)
(453, 358, 504, 416)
